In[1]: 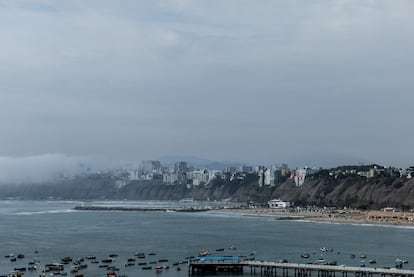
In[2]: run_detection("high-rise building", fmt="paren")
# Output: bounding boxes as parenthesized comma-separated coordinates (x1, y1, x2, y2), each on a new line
(174, 161, 188, 174)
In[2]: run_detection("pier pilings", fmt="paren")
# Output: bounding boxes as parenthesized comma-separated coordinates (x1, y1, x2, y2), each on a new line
(189, 261, 414, 277)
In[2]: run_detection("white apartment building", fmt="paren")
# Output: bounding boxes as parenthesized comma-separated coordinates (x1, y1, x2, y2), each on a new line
(268, 199, 293, 209)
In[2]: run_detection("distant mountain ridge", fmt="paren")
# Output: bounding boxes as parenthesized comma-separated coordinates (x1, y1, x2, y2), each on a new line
(158, 155, 243, 170)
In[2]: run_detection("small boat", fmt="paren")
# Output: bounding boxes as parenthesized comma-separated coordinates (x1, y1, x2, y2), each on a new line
(328, 261, 337, 266)
(102, 259, 114, 263)
(177, 266, 181, 271)
(315, 259, 327, 265)
(360, 264, 366, 267)
(135, 253, 145, 258)
(45, 263, 65, 271)
(158, 259, 168, 262)
(320, 247, 333, 252)
(127, 258, 136, 262)
(199, 250, 209, 256)
(350, 254, 356, 259)
(10, 257, 17, 262)
(109, 254, 118, 258)
(314, 258, 328, 265)
(138, 262, 147, 266)
(279, 259, 289, 263)
(61, 257, 72, 263)
(301, 253, 310, 259)
(28, 266, 37, 271)
(229, 245, 237, 250)
(91, 261, 99, 264)
(155, 266, 163, 270)
(17, 254, 25, 259)
(148, 253, 157, 256)
(395, 258, 408, 264)
(149, 261, 157, 264)
(216, 248, 225, 252)
(86, 256, 96, 260)
(369, 260, 376, 264)
(107, 271, 116, 277)
(360, 255, 367, 259)
(142, 266, 152, 270)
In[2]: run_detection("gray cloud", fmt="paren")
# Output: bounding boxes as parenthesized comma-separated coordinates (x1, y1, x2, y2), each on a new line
(0, 153, 131, 184)
(0, 0, 413, 168)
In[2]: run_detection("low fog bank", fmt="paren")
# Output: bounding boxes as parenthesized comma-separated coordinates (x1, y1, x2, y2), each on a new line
(0, 153, 138, 185)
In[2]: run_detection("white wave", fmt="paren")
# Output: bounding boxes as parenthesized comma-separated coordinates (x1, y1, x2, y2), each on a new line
(14, 209, 76, 215)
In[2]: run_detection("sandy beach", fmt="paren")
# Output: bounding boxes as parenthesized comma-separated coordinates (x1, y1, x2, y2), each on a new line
(217, 207, 414, 226)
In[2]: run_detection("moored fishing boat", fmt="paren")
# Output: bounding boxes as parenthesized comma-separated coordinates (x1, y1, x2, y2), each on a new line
(199, 250, 209, 256)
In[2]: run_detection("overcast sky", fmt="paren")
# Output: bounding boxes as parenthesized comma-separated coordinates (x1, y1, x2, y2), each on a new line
(1, 0, 414, 175)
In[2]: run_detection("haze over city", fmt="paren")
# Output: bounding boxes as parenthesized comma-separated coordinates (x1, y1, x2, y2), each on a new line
(1, 0, 414, 181)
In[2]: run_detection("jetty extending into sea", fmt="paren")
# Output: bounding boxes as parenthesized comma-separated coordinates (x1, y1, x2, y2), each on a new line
(189, 259, 414, 277)
(73, 205, 211, 212)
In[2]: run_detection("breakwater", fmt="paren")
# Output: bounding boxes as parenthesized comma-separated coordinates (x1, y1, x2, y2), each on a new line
(73, 206, 212, 212)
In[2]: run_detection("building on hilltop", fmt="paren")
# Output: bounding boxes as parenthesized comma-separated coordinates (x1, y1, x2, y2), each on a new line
(174, 161, 188, 174)
(162, 173, 179, 185)
(141, 160, 162, 175)
(258, 163, 291, 187)
(292, 167, 318, 186)
(240, 165, 253, 173)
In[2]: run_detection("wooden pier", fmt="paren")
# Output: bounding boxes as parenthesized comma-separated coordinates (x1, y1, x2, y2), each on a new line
(189, 260, 414, 277)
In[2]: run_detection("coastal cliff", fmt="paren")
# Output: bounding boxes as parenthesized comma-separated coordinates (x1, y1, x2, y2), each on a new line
(1, 174, 414, 209)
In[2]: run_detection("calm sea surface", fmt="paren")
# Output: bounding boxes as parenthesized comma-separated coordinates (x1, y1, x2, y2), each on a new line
(1, 201, 414, 277)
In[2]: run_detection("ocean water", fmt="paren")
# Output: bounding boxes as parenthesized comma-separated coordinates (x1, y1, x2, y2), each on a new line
(0, 201, 414, 277)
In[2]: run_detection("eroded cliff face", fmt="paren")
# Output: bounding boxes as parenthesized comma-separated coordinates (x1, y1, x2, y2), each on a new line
(1, 174, 414, 209)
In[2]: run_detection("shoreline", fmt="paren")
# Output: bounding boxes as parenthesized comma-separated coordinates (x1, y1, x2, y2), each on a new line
(73, 204, 414, 227)
(215, 208, 414, 227)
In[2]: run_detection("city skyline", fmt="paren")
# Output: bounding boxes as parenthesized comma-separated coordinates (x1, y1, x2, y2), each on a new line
(1, 1, 414, 177)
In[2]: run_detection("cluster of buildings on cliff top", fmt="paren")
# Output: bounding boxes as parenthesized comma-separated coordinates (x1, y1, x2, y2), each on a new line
(109, 160, 414, 189)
